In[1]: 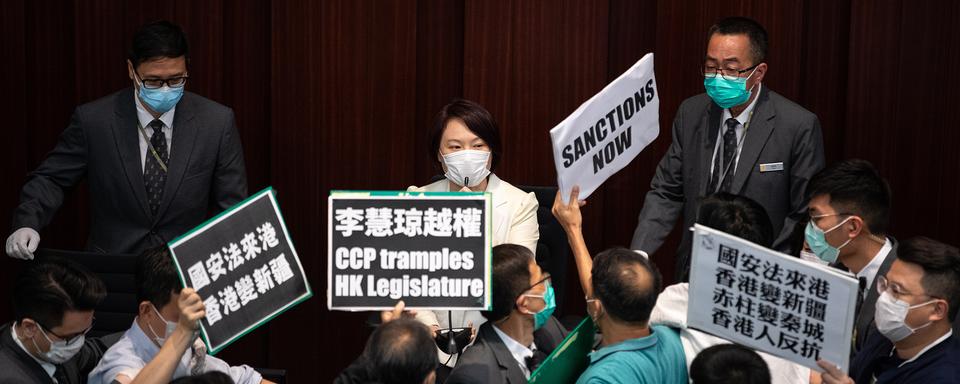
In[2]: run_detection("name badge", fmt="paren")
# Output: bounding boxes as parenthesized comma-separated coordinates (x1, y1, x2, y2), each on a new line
(759, 162, 784, 172)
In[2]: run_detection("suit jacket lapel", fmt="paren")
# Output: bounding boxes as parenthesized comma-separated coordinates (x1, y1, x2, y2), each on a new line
(154, 94, 198, 223)
(856, 239, 898, 344)
(730, 88, 775, 194)
(479, 323, 528, 384)
(0, 323, 57, 383)
(698, 103, 723, 197)
(486, 175, 511, 243)
(112, 89, 152, 220)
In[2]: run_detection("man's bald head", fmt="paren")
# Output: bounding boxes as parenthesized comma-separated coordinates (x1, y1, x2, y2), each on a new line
(591, 248, 662, 325)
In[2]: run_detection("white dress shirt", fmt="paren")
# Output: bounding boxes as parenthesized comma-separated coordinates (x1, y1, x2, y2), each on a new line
(491, 324, 537, 379)
(858, 237, 893, 292)
(87, 320, 262, 384)
(11, 326, 57, 383)
(709, 83, 763, 183)
(134, 93, 175, 172)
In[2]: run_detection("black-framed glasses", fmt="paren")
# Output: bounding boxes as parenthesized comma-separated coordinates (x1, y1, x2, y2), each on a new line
(701, 63, 760, 81)
(37, 318, 95, 346)
(135, 71, 188, 89)
(523, 273, 552, 295)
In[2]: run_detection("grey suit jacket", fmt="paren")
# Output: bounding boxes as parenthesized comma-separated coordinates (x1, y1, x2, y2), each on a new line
(11, 88, 247, 255)
(0, 322, 106, 384)
(631, 87, 824, 279)
(446, 317, 567, 384)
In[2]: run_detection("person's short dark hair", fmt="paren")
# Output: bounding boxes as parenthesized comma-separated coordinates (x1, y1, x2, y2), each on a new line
(707, 17, 768, 64)
(136, 246, 180, 309)
(13, 258, 106, 328)
(897, 237, 960, 322)
(482, 244, 534, 322)
(429, 98, 503, 172)
(698, 193, 774, 247)
(169, 371, 234, 384)
(806, 159, 891, 235)
(690, 344, 771, 384)
(365, 318, 437, 384)
(129, 20, 189, 68)
(591, 248, 662, 324)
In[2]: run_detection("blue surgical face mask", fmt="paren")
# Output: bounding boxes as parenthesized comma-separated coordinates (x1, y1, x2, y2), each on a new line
(703, 66, 758, 109)
(804, 217, 853, 264)
(523, 285, 556, 330)
(136, 75, 184, 114)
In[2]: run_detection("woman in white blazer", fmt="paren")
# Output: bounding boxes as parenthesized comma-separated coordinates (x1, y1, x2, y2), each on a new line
(408, 99, 540, 371)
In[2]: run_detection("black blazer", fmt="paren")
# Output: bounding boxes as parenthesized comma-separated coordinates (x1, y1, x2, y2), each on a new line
(446, 317, 567, 384)
(631, 87, 825, 280)
(853, 239, 898, 353)
(0, 322, 106, 384)
(11, 88, 248, 254)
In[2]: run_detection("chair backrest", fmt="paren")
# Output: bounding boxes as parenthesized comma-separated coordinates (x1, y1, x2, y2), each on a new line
(518, 186, 571, 316)
(35, 248, 139, 339)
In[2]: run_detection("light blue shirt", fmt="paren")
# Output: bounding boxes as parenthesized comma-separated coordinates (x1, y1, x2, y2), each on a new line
(87, 320, 262, 384)
(576, 325, 688, 384)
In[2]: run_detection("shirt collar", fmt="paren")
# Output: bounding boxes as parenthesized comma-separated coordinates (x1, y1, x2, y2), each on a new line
(895, 329, 953, 367)
(491, 324, 535, 367)
(134, 90, 176, 130)
(857, 237, 892, 289)
(10, 324, 57, 379)
(131, 317, 162, 356)
(721, 83, 762, 125)
(588, 327, 660, 364)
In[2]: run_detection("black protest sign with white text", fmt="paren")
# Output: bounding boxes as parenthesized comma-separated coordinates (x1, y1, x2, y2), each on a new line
(169, 188, 312, 354)
(328, 192, 491, 310)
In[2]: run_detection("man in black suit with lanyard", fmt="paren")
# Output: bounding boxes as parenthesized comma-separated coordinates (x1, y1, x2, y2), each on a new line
(6, 20, 247, 258)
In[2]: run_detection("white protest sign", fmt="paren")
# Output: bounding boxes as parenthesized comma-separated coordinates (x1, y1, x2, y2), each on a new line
(550, 52, 659, 202)
(687, 224, 858, 372)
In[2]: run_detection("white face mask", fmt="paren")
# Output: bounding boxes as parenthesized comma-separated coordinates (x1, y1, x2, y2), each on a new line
(441, 150, 491, 188)
(31, 325, 84, 364)
(874, 291, 937, 342)
(148, 304, 178, 347)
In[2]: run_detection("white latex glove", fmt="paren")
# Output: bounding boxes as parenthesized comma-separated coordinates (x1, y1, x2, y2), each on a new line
(6, 227, 40, 260)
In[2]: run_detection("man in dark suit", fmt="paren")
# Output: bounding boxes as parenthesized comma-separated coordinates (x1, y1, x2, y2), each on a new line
(5, 20, 247, 258)
(630, 17, 824, 280)
(0, 258, 107, 383)
(803, 159, 897, 353)
(446, 244, 567, 384)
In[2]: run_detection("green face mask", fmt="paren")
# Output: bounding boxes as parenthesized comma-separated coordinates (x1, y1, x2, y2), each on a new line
(703, 66, 758, 109)
(522, 285, 556, 330)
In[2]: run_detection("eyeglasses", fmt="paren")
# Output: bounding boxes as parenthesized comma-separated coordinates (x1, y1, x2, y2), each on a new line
(701, 63, 759, 81)
(135, 71, 188, 89)
(808, 212, 853, 226)
(877, 276, 937, 302)
(37, 317, 95, 346)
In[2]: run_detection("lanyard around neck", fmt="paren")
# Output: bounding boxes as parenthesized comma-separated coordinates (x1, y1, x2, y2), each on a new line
(137, 122, 169, 173)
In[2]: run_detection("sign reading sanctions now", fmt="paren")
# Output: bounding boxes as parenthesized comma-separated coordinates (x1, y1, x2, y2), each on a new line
(551, 52, 660, 202)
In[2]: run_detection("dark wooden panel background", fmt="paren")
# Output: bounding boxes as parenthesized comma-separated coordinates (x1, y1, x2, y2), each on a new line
(1, 0, 957, 380)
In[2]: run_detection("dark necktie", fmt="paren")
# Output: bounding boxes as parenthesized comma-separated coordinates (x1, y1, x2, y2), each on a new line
(53, 365, 69, 384)
(525, 348, 546, 373)
(852, 276, 868, 349)
(144, 119, 169, 216)
(710, 118, 740, 193)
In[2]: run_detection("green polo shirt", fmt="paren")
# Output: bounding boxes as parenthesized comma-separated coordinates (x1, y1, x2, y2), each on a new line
(576, 325, 688, 384)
